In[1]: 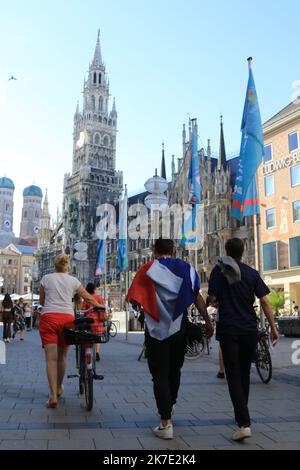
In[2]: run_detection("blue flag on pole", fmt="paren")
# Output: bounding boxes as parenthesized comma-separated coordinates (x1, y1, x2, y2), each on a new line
(180, 121, 202, 246)
(95, 238, 105, 276)
(117, 187, 128, 272)
(232, 59, 264, 221)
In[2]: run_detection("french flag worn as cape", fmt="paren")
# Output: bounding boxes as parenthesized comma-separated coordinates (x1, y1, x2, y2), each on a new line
(127, 258, 200, 340)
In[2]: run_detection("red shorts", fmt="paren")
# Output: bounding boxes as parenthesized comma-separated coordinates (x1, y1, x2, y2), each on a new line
(39, 313, 74, 347)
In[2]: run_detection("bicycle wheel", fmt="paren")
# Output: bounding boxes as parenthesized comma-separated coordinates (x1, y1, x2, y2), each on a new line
(184, 339, 204, 360)
(84, 368, 94, 411)
(78, 346, 84, 395)
(255, 340, 272, 384)
(109, 322, 117, 338)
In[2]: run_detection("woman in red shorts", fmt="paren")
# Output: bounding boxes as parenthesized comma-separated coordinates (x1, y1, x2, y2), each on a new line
(39, 255, 104, 408)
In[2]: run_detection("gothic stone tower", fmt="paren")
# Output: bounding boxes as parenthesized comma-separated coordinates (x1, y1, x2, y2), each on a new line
(0, 177, 15, 247)
(19, 185, 43, 239)
(63, 31, 123, 284)
(38, 189, 51, 249)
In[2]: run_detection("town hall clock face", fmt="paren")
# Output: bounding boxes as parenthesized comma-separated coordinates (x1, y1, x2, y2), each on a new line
(4, 220, 11, 229)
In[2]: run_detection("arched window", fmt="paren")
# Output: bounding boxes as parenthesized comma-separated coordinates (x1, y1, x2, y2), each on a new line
(103, 159, 108, 170)
(98, 116, 102, 123)
(103, 136, 109, 147)
(35, 210, 39, 218)
(98, 73, 102, 84)
(24, 211, 27, 219)
(104, 117, 107, 124)
(94, 133, 100, 145)
(5, 204, 10, 212)
(91, 95, 95, 110)
(93, 72, 97, 84)
(108, 119, 112, 126)
(99, 96, 103, 111)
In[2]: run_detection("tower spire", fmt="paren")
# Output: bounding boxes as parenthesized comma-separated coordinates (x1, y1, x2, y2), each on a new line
(161, 142, 166, 180)
(92, 29, 102, 67)
(218, 114, 227, 171)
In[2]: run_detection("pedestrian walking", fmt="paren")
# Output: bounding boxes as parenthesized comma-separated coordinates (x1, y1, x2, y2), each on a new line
(208, 238, 279, 442)
(1, 294, 14, 343)
(127, 238, 214, 440)
(12, 300, 26, 340)
(24, 303, 32, 330)
(39, 255, 105, 408)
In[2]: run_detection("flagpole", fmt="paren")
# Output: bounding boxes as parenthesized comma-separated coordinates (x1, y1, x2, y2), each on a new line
(125, 270, 129, 342)
(104, 238, 107, 303)
(248, 56, 265, 328)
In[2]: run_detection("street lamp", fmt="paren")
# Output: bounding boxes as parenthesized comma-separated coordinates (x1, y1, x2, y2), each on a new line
(144, 169, 168, 241)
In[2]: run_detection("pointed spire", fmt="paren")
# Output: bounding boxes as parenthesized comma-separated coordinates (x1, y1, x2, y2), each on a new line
(161, 142, 166, 180)
(42, 189, 50, 218)
(92, 29, 102, 67)
(111, 97, 117, 117)
(218, 114, 227, 171)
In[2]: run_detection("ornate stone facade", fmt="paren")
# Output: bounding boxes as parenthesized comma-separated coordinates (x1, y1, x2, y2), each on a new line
(63, 31, 123, 286)
(169, 118, 255, 292)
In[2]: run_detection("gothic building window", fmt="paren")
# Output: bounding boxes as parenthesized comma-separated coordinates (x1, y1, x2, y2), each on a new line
(104, 117, 107, 124)
(98, 116, 102, 123)
(103, 136, 109, 147)
(108, 119, 112, 126)
(99, 73, 102, 84)
(91, 95, 95, 110)
(94, 133, 100, 145)
(99, 96, 103, 111)
(93, 72, 97, 84)
(35, 211, 39, 218)
(5, 204, 9, 212)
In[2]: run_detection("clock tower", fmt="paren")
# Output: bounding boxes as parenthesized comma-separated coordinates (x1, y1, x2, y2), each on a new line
(63, 31, 123, 284)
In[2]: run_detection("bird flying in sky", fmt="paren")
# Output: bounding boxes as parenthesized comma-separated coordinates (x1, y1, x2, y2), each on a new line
(8, 76, 17, 81)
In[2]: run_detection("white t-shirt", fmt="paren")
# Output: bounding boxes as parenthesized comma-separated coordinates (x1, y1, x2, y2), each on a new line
(40, 273, 81, 315)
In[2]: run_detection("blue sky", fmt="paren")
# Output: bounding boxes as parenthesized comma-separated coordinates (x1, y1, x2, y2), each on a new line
(0, 0, 300, 231)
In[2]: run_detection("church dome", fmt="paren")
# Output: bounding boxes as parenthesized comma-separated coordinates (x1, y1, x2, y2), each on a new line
(0, 177, 15, 190)
(23, 185, 43, 198)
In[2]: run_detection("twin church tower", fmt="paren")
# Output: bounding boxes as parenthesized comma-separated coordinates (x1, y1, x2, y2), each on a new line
(0, 178, 49, 247)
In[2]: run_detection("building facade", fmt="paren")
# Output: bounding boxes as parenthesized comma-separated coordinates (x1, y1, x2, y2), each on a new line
(0, 243, 35, 295)
(63, 31, 123, 286)
(169, 118, 255, 292)
(258, 100, 300, 309)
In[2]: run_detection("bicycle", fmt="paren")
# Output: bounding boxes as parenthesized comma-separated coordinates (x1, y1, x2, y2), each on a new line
(106, 319, 118, 338)
(184, 308, 211, 360)
(254, 329, 272, 384)
(64, 307, 109, 411)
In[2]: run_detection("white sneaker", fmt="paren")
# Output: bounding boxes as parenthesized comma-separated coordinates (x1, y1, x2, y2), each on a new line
(232, 426, 252, 441)
(6, 338, 10, 343)
(153, 424, 173, 440)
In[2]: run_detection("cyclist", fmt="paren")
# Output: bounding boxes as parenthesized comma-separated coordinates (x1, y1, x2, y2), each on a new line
(81, 282, 107, 362)
(208, 238, 279, 442)
(39, 255, 104, 409)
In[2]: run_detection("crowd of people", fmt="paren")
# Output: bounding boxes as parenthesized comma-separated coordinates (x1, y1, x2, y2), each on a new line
(1, 295, 41, 343)
(1, 238, 281, 445)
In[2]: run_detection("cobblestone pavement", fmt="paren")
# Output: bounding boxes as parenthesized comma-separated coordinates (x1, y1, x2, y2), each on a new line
(1, 326, 300, 450)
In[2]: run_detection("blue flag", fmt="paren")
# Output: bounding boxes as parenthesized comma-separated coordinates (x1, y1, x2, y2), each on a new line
(232, 61, 264, 221)
(95, 238, 105, 276)
(181, 121, 202, 246)
(117, 188, 128, 272)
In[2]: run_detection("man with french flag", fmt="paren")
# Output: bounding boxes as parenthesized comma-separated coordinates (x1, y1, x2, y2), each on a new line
(127, 238, 213, 440)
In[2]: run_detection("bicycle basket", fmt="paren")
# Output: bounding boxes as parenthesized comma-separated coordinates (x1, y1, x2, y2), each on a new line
(63, 320, 109, 345)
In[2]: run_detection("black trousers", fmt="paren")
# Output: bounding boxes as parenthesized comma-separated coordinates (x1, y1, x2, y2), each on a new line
(145, 329, 186, 420)
(219, 334, 257, 428)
